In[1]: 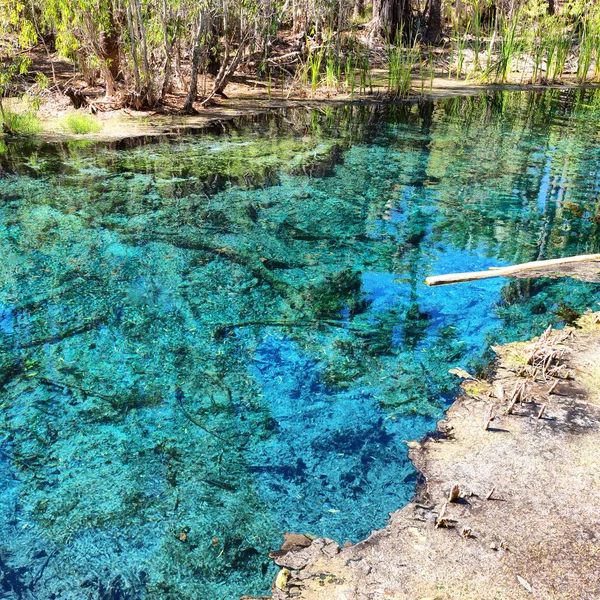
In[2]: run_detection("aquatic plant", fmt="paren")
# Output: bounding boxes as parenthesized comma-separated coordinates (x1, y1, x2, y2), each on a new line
(325, 50, 340, 90)
(543, 16, 572, 83)
(576, 11, 600, 82)
(451, 20, 469, 79)
(308, 43, 325, 94)
(357, 44, 373, 95)
(386, 31, 418, 98)
(483, 11, 521, 83)
(471, 3, 482, 74)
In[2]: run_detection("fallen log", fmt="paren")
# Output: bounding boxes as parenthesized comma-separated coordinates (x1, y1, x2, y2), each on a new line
(425, 254, 600, 286)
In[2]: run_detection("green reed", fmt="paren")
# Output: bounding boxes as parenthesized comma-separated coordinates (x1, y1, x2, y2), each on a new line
(494, 12, 521, 83)
(325, 50, 340, 89)
(345, 53, 356, 97)
(386, 31, 417, 98)
(576, 13, 600, 83)
(418, 49, 425, 96)
(358, 44, 372, 94)
(455, 21, 470, 79)
(544, 17, 572, 83)
(472, 4, 482, 73)
(416, 47, 436, 96)
(527, 21, 545, 84)
(482, 22, 497, 81)
(341, 39, 371, 97)
(308, 43, 325, 94)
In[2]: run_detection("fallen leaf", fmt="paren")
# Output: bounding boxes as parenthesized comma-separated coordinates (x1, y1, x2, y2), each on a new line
(517, 575, 532, 593)
(448, 367, 474, 379)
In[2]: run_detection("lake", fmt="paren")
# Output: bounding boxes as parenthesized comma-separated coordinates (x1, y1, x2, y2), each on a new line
(1, 88, 600, 599)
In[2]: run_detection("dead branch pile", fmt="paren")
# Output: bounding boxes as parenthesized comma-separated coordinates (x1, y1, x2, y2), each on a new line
(524, 325, 571, 381)
(490, 326, 573, 419)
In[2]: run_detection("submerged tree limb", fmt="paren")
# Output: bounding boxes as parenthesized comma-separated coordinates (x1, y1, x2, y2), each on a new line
(425, 254, 600, 286)
(124, 230, 307, 310)
(211, 318, 371, 337)
(174, 385, 231, 444)
(17, 315, 107, 349)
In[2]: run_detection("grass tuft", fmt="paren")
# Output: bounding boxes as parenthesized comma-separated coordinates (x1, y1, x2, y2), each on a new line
(1, 110, 42, 135)
(61, 113, 102, 135)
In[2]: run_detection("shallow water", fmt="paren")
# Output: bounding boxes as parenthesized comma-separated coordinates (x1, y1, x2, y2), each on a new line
(1, 89, 600, 599)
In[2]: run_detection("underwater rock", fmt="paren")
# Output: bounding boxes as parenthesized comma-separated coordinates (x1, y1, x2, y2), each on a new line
(270, 538, 339, 571)
(271, 533, 314, 555)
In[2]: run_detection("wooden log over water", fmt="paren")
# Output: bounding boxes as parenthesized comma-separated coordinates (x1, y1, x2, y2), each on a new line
(425, 254, 600, 287)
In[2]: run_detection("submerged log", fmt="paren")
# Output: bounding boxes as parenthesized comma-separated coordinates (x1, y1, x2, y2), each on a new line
(425, 254, 600, 286)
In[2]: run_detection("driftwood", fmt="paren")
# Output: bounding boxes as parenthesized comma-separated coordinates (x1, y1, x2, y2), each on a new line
(425, 254, 600, 286)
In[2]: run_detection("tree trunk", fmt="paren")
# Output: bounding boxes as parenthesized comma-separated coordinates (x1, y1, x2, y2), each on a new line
(183, 16, 207, 113)
(174, 43, 183, 89)
(353, 0, 364, 20)
(372, 0, 412, 41)
(199, 36, 249, 107)
(103, 11, 121, 82)
(86, 4, 121, 98)
(126, 1, 141, 92)
(206, 21, 222, 76)
(133, 0, 151, 86)
(292, 0, 299, 33)
(547, 0, 555, 15)
(100, 64, 117, 97)
(160, 0, 172, 101)
(425, 0, 442, 43)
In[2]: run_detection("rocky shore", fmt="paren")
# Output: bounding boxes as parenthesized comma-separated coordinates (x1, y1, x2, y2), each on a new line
(251, 310, 600, 600)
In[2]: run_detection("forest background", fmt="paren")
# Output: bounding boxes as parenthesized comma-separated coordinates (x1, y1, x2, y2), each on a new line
(1, 0, 600, 132)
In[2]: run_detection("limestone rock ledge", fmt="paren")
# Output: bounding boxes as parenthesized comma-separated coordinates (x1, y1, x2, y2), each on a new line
(247, 311, 600, 600)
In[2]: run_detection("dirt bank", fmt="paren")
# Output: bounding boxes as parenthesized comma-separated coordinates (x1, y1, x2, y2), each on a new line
(4, 77, 599, 143)
(249, 310, 600, 600)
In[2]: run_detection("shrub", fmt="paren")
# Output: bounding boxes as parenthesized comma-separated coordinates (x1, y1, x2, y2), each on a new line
(1, 110, 42, 135)
(61, 113, 101, 135)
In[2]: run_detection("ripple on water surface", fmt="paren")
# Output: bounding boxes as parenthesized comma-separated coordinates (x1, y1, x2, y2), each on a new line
(1, 88, 600, 599)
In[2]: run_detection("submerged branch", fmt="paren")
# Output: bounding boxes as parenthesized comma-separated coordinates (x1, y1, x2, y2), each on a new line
(212, 318, 371, 337)
(124, 231, 307, 311)
(174, 386, 231, 444)
(17, 315, 107, 349)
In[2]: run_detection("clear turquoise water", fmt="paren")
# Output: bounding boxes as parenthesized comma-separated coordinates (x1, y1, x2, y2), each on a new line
(1, 89, 600, 599)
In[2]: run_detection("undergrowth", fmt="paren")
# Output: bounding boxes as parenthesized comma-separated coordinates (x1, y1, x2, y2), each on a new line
(1, 110, 42, 135)
(61, 113, 102, 134)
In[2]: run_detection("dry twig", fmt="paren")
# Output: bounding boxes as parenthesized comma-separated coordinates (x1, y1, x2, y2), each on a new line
(483, 405, 495, 430)
(448, 483, 461, 503)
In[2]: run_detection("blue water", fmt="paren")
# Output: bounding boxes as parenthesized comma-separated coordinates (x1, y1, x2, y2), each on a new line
(1, 89, 600, 599)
